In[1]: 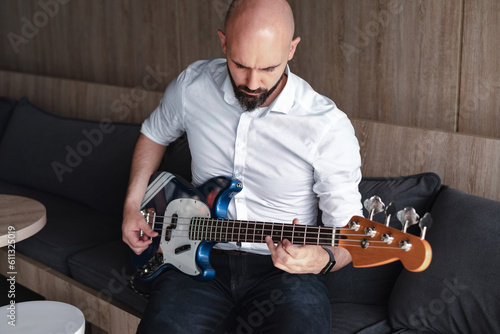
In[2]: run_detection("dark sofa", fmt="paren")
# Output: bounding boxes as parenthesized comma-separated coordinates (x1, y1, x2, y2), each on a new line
(1, 97, 499, 333)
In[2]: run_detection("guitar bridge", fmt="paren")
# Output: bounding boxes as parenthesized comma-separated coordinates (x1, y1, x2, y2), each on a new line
(140, 208, 156, 238)
(139, 252, 164, 278)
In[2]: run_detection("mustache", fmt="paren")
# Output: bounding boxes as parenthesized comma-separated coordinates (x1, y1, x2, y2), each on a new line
(238, 86, 266, 95)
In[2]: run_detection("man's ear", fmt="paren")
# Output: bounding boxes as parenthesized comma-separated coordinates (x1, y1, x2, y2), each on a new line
(288, 36, 301, 61)
(217, 29, 227, 55)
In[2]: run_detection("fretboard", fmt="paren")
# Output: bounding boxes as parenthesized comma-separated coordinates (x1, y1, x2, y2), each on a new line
(189, 217, 339, 246)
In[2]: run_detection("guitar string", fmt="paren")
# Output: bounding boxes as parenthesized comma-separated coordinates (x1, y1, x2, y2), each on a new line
(145, 226, 395, 241)
(144, 216, 406, 238)
(143, 215, 355, 232)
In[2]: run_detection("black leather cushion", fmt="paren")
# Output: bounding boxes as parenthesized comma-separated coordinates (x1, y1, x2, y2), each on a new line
(326, 173, 441, 306)
(0, 97, 16, 141)
(0, 98, 140, 217)
(389, 186, 500, 333)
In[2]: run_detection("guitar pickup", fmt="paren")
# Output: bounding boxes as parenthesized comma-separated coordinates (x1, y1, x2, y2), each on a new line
(175, 244, 191, 254)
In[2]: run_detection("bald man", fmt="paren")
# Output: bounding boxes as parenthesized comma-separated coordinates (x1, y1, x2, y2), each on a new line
(122, 0, 362, 332)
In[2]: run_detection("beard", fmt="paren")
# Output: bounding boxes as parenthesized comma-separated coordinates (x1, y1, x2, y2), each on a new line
(228, 66, 285, 112)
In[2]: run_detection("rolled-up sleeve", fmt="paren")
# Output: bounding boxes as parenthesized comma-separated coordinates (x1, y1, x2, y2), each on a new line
(141, 71, 186, 146)
(312, 114, 363, 227)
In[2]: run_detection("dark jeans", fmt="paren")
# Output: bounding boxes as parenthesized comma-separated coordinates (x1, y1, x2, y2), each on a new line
(137, 252, 331, 334)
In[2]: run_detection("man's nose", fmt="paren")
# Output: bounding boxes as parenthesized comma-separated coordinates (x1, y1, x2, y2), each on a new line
(245, 70, 261, 91)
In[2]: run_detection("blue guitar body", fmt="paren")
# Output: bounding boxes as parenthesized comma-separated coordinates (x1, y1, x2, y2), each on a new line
(130, 172, 242, 294)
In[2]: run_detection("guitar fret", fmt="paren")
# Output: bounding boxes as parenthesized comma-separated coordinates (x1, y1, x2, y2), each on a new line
(219, 219, 224, 242)
(225, 220, 229, 241)
(207, 218, 211, 241)
(232, 220, 236, 241)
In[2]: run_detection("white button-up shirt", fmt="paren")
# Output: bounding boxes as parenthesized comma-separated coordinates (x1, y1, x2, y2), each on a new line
(141, 59, 362, 254)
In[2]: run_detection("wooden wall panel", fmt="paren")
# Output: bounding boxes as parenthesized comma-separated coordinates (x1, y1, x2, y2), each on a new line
(459, 0, 500, 138)
(1, 0, 499, 139)
(290, 0, 462, 131)
(177, 0, 226, 69)
(0, 0, 180, 91)
(353, 119, 500, 202)
(0, 70, 162, 123)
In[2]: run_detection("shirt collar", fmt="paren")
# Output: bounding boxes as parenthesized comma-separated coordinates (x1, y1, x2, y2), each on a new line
(217, 62, 296, 115)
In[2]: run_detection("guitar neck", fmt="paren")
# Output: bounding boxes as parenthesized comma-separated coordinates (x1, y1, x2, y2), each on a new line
(189, 217, 339, 246)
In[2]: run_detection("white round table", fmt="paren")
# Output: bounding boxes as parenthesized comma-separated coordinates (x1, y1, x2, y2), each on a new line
(0, 300, 85, 333)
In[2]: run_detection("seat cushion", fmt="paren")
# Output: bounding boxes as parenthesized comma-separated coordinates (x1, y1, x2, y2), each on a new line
(0, 98, 140, 217)
(67, 239, 148, 313)
(389, 186, 500, 333)
(0, 181, 122, 275)
(326, 173, 441, 306)
(330, 303, 390, 334)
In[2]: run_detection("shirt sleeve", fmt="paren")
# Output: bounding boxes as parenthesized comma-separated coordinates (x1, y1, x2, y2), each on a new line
(140, 71, 186, 146)
(312, 113, 363, 227)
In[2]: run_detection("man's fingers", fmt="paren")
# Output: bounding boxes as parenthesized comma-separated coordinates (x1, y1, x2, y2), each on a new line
(140, 223, 158, 238)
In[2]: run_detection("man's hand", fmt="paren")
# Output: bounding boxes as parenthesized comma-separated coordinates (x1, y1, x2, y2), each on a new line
(120, 134, 166, 254)
(265, 219, 352, 274)
(122, 208, 158, 255)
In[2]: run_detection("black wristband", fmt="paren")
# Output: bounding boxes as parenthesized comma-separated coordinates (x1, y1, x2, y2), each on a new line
(320, 247, 336, 275)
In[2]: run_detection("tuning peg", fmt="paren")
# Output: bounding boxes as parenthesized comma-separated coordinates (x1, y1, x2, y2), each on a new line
(419, 212, 433, 240)
(364, 195, 385, 220)
(397, 207, 420, 233)
(384, 201, 396, 226)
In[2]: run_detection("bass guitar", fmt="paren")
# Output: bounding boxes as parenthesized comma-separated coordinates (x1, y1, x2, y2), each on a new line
(130, 172, 432, 294)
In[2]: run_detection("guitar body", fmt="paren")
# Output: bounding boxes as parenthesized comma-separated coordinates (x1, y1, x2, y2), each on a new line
(131, 172, 242, 288)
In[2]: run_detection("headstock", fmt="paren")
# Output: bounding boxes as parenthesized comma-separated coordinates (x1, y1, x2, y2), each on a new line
(338, 197, 432, 272)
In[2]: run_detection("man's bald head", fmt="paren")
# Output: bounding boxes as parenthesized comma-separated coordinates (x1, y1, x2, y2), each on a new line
(224, 0, 295, 44)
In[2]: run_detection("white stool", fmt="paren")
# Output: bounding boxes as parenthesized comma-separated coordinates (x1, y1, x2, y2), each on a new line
(1, 300, 85, 333)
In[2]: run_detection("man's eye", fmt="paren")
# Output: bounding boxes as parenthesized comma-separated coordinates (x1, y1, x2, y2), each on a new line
(236, 64, 245, 69)
(264, 67, 276, 73)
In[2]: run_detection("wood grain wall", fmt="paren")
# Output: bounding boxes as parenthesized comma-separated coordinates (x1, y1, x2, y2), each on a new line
(0, 0, 498, 136)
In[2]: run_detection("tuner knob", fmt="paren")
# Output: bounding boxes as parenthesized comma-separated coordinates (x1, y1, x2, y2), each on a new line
(384, 201, 396, 226)
(419, 212, 433, 240)
(364, 226, 377, 238)
(397, 207, 420, 233)
(381, 233, 394, 244)
(399, 239, 412, 252)
(364, 196, 385, 220)
(349, 220, 360, 231)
